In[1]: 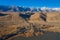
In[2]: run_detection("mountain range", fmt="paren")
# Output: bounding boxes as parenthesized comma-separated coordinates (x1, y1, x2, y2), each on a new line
(0, 5, 60, 12)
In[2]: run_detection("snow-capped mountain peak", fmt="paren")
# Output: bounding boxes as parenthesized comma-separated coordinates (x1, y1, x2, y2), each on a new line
(0, 6, 60, 12)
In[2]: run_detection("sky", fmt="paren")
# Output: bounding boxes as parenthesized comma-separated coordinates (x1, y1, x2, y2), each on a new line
(0, 0, 60, 8)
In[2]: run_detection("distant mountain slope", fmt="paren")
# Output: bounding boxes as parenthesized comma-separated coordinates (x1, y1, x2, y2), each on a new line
(0, 6, 60, 12)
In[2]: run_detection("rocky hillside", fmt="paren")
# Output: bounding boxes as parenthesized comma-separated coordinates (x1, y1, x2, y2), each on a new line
(0, 12, 60, 40)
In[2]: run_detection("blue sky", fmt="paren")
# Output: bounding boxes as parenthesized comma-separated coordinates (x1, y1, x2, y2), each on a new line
(0, 0, 60, 8)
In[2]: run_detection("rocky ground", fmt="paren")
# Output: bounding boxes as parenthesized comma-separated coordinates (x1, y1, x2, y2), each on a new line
(0, 12, 60, 40)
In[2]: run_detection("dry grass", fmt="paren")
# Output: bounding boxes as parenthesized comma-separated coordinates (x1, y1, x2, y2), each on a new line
(0, 12, 60, 40)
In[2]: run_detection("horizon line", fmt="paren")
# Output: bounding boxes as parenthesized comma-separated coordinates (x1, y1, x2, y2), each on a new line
(0, 5, 60, 8)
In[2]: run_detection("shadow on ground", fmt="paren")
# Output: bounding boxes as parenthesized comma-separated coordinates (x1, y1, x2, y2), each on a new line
(9, 32, 60, 40)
